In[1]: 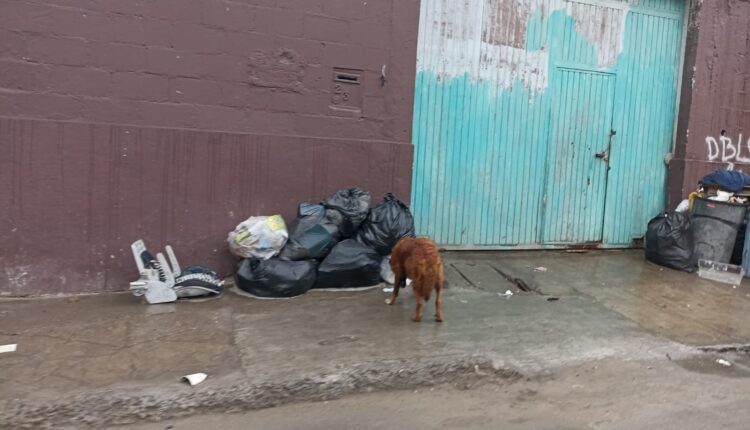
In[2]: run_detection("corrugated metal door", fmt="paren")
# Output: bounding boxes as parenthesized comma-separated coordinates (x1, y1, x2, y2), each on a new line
(411, 0, 686, 247)
(543, 68, 616, 243)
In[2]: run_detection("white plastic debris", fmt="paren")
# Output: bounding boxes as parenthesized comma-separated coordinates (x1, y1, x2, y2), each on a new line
(675, 199, 690, 212)
(182, 373, 208, 386)
(709, 190, 734, 202)
(459, 300, 468, 304)
(716, 358, 732, 367)
(0, 344, 17, 354)
(380, 256, 395, 285)
(382, 287, 394, 293)
(534, 266, 548, 273)
(499, 290, 514, 298)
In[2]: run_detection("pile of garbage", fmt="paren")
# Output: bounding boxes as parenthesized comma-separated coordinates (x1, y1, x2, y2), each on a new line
(228, 188, 415, 298)
(646, 169, 750, 283)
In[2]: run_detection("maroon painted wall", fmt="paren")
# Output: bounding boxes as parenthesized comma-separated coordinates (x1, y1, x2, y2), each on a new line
(669, 0, 750, 206)
(0, 0, 420, 295)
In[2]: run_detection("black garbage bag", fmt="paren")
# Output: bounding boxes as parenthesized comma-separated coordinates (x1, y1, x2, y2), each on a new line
(322, 187, 372, 238)
(235, 258, 317, 298)
(315, 239, 382, 288)
(645, 212, 695, 272)
(279, 203, 340, 261)
(356, 193, 415, 255)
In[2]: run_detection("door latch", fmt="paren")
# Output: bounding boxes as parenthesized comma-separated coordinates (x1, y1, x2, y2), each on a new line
(595, 149, 609, 162)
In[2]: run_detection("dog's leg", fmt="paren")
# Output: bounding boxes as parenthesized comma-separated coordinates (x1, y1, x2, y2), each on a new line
(434, 283, 444, 322)
(385, 273, 404, 305)
(411, 290, 423, 322)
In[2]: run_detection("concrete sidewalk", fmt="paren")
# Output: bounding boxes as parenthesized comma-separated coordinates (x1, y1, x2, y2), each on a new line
(2, 250, 749, 428)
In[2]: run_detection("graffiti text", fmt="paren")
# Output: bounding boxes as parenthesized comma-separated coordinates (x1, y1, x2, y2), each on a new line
(706, 134, 750, 169)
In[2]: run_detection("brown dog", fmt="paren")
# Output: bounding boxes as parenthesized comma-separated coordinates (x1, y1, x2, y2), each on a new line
(385, 237, 444, 322)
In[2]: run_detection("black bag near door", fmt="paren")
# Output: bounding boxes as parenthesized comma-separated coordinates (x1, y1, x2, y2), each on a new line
(644, 212, 695, 272)
(356, 193, 416, 256)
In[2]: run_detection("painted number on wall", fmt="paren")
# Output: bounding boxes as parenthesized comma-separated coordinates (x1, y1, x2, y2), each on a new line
(333, 84, 350, 102)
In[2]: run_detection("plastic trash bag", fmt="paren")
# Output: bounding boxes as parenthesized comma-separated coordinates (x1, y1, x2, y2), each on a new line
(356, 193, 415, 255)
(279, 204, 340, 261)
(322, 187, 372, 238)
(227, 215, 288, 259)
(315, 240, 382, 288)
(675, 199, 690, 213)
(235, 258, 317, 298)
(645, 212, 695, 272)
(380, 256, 395, 285)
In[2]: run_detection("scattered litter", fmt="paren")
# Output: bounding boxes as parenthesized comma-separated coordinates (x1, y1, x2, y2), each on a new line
(459, 299, 468, 304)
(716, 358, 732, 367)
(0, 344, 17, 354)
(546, 297, 559, 302)
(182, 373, 207, 386)
(533, 266, 548, 273)
(129, 240, 223, 304)
(675, 199, 690, 213)
(382, 287, 394, 293)
(499, 290, 514, 298)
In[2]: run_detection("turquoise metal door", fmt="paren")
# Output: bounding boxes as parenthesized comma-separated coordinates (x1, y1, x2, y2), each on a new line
(542, 68, 616, 243)
(411, 0, 686, 248)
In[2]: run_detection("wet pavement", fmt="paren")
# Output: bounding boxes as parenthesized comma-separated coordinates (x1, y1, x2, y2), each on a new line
(2, 250, 750, 428)
(445, 250, 750, 345)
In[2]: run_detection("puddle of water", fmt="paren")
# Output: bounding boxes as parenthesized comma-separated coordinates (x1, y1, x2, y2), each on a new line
(675, 354, 750, 378)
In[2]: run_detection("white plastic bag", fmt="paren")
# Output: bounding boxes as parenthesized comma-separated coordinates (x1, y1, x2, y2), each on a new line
(380, 255, 395, 285)
(228, 215, 288, 259)
(675, 199, 690, 213)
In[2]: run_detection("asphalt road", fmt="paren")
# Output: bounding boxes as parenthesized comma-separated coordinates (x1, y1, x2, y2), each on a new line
(124, 355, 750, 430)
